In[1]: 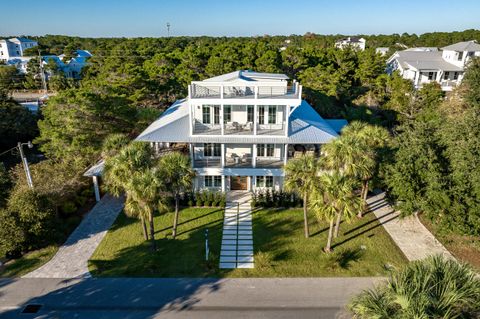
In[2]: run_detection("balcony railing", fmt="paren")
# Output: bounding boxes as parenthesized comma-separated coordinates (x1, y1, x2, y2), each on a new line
(257, 123, 286, 135)
(255, 158, 284, 168)
(189, 82, 301, 99)
(193, 158, 221, 168)
(225, 154, 252, 168)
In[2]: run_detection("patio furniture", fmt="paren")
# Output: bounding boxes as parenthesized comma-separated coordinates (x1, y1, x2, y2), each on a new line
(225, 122, 236, 131)
(243, 122, 253, 131)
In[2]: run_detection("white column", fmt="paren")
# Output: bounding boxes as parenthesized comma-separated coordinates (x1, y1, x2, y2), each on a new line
(221, 143, 225, 167)
(253, 104, 258, 135)
(93, 176, 101, 202)
(284, 144, 288, 165)
(220, 104, 224, 135)
(189, 104, 194, 135)
(252, 144, 257, 168)
(284, 106, 288, 136)
(220, 85, 224, 99)
(189, 143, 194, 167)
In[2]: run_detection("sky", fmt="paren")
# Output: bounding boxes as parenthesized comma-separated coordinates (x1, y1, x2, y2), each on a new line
(1, 0, 479, 38)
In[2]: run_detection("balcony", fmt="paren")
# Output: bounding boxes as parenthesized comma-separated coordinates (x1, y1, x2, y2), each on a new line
(189, 82, 301, 100)
(193, 158, 221, 168)
(255, 158, 284, 168)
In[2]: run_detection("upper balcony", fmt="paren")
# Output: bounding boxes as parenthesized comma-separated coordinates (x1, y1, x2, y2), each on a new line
(188, 81, 301, 100)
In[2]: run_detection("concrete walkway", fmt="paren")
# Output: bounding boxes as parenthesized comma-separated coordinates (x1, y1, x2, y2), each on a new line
(219, 192, 254, 269)
(23, 195, 124, 279)
(367, 192, 454, 261)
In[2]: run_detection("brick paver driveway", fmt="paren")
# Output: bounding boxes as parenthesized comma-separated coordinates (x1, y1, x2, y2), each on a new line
(23, 194, 124, 279)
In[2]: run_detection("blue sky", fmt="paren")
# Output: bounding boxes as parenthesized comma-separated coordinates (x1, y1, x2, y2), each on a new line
(2, 0, 479, 37)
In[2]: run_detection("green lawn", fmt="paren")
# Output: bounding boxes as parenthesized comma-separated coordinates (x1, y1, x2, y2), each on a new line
(89, 207, 407, 277)
(0, 245, 58, 277)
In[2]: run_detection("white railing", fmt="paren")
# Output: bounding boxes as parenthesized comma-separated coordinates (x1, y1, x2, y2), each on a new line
(190, 83, 301, 99)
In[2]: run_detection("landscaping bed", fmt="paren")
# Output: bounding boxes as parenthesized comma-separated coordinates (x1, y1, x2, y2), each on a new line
(89, 207, 407, 277)
(418, 214, 480, 271)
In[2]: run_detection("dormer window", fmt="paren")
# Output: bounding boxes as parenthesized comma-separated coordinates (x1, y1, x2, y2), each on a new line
(458, 51, 463, 61)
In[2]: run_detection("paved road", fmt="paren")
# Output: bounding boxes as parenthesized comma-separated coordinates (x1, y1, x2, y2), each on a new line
(23, 195, 124, 278)
(367, 192, 453, 261)
(0, 277, 382, 318)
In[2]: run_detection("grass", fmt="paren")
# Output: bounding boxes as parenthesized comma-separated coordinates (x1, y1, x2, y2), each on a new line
(0, 245, 58, 277)
(419, 214, 480, 271)
(89, 206, 407, 277)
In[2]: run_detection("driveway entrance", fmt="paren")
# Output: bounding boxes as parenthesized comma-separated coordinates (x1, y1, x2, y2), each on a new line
(230, 176, 248, 190)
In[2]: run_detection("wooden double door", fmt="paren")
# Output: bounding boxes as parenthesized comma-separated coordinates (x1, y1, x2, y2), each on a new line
(230, 176, 248, 190)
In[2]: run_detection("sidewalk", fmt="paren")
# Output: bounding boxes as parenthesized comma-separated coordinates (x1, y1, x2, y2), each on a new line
(23, 194, 124, 279)
(367, 192, 454, 261)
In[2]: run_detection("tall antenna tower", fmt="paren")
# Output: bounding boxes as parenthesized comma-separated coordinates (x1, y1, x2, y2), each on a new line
(166, 22, 171, 37)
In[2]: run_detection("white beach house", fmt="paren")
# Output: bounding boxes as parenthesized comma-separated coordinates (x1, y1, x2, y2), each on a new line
(387, 40, 480, 91)
(135, 70, 346, 193)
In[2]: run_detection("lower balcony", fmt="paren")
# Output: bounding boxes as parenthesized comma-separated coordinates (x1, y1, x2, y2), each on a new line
(193, 158, 221, 168)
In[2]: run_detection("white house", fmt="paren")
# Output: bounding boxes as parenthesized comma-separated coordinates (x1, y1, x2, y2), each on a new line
(375, 47, 389, 56)
(387, 40, 480, 91)
(335, 37, 366, 51)
(0, 37, 38, 61)
(134, 70, 347, 193)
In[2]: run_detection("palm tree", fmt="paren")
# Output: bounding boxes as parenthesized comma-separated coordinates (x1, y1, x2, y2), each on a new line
(349, 255, 480, 318)
(103, 142, 153, 241)
(101, 133, 130, 159)
(158, 152, 195, 239)
(284, 154, 320, 238)
(310, 172, 362, 252)
(125, 169, 167, 250)
(341, 122, 389, 203)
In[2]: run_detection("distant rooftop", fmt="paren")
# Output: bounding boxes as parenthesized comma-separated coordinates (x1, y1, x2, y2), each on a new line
(203, 70, 289, 82)
(441, 40, 480, 52)
(389, 50, 463, 71)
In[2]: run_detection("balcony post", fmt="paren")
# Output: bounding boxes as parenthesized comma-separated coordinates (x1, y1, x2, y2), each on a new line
(221, 143, 225, 168)
(252, 144, 257, 168)
(254, 85, 258, 99)
(188, 84, 192, 99)
(253, 104, 258, 135)
(189, 143, 194, 167)
(189, 104, 194, 135)
(220, 85, 224, 99)
(284, 144, 288, 165)
(220, 104, 224, 135)
(221, 175, 226, 192)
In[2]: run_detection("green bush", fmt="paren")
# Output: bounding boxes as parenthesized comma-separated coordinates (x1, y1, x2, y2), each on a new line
(61, 201, 77, 215)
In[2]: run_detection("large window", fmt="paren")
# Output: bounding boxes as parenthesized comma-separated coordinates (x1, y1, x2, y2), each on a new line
(443, 71, 450, 80)
(428, 72, 436, 80)
(454, 72, 459, 80)
(223, 105, 231, 123)
(247, 105, 254, 122)
(256, 176, 273, 188)
(205, 176, 222, 188)
(213, 106, 220, 124)
(458, 51, 464, 61)
(257, 144, 275, 157)
(268, 106, 277, 124)
(202, 106, 210, 124)
(258, 106, 265, 124)
(204, 143, 221, 157)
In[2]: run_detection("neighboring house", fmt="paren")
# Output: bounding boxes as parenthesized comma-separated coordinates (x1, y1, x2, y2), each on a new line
(135, 70, 347, 192)
(387, 40, 480, 91)
(0, 37, 38, 61)
(376, 47, 390, 56)
(6, 50, 92, 79)
(335, 37, 366, 51)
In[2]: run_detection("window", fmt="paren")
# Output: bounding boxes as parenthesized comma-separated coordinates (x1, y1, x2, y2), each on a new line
(265, 176, 273, 188)
(213, 106, 220, 124)
(204, 143, 221, 157)
(205, 176, 221, 188)
(257, 144, 274, 157)
(256, 176, 273, 188)
(454, 72, 459, 80)
(247, 105, 254, 122)
(428, 72, 436, 80)
(258, 106, 265, 124)
(458, 51, 464, 61)
(443, 71, 450, 80)
(223, 105, 231, 123)
(202, 106, 210, 124)
(268, 106, 277, 124)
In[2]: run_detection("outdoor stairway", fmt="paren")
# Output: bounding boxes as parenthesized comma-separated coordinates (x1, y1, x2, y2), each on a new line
(219, 201, 254, 269)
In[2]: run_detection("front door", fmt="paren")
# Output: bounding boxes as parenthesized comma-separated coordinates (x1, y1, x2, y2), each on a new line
(231, 176, 248, 190)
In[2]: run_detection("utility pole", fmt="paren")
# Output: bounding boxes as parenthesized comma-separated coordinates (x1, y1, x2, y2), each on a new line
(166, 22, 171, 37)
(18, 142, 34, 189)
(38, 49, 47, 94)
